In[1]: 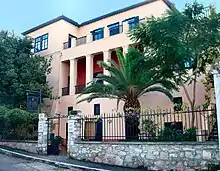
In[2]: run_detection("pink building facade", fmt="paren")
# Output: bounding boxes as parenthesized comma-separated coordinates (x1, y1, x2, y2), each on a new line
(23, 0, 208, 141)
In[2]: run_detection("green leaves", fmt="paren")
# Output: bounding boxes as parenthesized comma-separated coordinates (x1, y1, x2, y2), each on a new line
(0, 105, 38, 140)
(77, 48, 174, 109)
(130, 2, 220, 85)
(0, 31, 52, 108)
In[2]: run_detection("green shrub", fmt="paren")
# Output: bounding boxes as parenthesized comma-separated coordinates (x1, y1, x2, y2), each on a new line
(51, 136, 64, 145)
(0, 106, 38, 140)
(158, 127, 197, 141)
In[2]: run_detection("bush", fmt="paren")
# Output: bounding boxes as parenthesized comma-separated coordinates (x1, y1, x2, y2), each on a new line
(0, 106, 38, 140)
(158, 127, 197, 141)
(51, 136, 64, 145)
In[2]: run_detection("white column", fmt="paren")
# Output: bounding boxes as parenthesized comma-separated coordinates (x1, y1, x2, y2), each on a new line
(86, 54, 93, 85)
(123, 21, 129, 33)
(71, 37, 76, 47)
(104, 27, 109, 38)
(87, 33, 93, 43)
(103, 50, 111, 75)
(213, 70, 220, 152)
(123, 45, 129, 55)
(70, 59, 77, 95)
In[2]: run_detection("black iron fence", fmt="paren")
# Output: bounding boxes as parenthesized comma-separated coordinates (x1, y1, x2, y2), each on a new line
(79, 107, 217, 142)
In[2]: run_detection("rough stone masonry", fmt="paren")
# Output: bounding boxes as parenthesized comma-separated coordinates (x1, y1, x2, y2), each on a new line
(69, 142, 219, 171)
(67, 114, 220, 171)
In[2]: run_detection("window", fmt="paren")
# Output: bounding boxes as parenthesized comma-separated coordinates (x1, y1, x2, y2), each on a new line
(127, 17, 139, 30)
(108, 22, 120, 36)
(34, 33, 48, 53)
(68, 106, 73, 115)
(94, 104, 100, 115)
(173, 97, 183, 111)
(92, 28, 104, 41)
(184, 58, 194, 68)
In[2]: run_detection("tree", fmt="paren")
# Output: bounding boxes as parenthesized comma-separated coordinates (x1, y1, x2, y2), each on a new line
(130, 2, 220, 127)
(0, 31, 52, 108)
(77, 48, 176, 139)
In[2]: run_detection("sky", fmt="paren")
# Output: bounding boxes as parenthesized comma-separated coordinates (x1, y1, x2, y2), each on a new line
(0, 0, 219, 35)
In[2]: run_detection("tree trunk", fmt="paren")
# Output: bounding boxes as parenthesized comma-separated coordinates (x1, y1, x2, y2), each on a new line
(123, 98, 141, 140)
(191, 75, 197, 128)
(181, 77, 197, 128)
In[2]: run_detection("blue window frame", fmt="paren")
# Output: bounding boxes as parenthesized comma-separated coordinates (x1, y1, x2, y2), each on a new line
(108, 22, 120, 36)
(92, 28, 104, 41)
(127, 16, 139, 30)
(34, 33, 48, 53)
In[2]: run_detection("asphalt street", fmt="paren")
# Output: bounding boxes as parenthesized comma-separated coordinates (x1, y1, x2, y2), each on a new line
(0, 153, 79, 171)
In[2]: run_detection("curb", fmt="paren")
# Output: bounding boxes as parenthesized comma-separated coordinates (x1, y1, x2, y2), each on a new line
(0, 148, 110, 171)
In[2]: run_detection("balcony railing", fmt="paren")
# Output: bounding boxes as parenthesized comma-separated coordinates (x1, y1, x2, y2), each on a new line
(75, 84, 86, 94)
(62, 87, 69, 96)
(76, 36, 87, 46)
(63, 42, 70, 49)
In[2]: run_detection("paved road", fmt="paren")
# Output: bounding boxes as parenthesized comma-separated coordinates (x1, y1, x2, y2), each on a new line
(0, 153, 78, 171)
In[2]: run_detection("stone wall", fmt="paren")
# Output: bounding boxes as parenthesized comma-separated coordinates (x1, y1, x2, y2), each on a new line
(37, 113, 48, 155)
(0, 140, 38, 153)
(69, 141, 219, 171)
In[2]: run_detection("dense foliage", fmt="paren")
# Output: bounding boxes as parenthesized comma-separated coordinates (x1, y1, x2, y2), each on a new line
(130, 3, 220, 105)
(77, 48, 176, 113)
(0, 31, 52, 108)
(0, 105, 38, 140)
(130, 2, 220, 126)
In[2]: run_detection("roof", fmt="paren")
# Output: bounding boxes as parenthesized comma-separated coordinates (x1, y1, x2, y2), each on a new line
(22, 16, 80, 35)
(22, 0, 173, 35)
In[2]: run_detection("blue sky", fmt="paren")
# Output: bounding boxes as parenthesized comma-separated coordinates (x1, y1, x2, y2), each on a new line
(0, 0, 218, 35)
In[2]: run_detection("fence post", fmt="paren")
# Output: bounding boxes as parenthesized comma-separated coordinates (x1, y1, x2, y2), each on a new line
(67, 110, 82, 155)
(37, 113, 48, 155)
(213, 70, 220, 153)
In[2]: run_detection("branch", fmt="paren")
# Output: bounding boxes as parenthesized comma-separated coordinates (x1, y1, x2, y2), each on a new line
(192, 74, 197, 109)
(181, 80, 193, 106)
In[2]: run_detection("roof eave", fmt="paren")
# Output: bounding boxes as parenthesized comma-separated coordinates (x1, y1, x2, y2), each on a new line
(22, 15, 79, 35)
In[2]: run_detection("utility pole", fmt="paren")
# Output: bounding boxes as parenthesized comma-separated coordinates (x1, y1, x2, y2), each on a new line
(213, 70, 220, 152)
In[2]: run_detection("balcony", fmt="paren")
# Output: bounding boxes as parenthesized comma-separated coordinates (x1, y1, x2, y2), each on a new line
(61, 18, 147, 61)
(63, 42, 70, 49)
(75, 84, 86, 94)
(62, 87, 69, 96)
(76, 36, 87, 46)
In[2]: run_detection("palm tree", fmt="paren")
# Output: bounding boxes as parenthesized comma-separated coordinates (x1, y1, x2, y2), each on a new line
(77, 48, 177, 140)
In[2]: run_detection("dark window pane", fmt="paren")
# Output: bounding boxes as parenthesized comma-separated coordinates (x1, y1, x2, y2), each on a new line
(68, 106, 73, 115)
(92, 28, 104, 41)
(94, 104, 100, 115)
(127, 17, 139, 30)
(34, 33, 48, 52)
(108, 23, 120, 36)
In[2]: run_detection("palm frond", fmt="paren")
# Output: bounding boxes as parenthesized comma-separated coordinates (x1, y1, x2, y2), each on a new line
(77, 48, 176, 106)
(140, 86, 173, 101)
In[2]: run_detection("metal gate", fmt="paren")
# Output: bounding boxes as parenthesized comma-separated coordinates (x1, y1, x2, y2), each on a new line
(47, 114, 68, 155)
